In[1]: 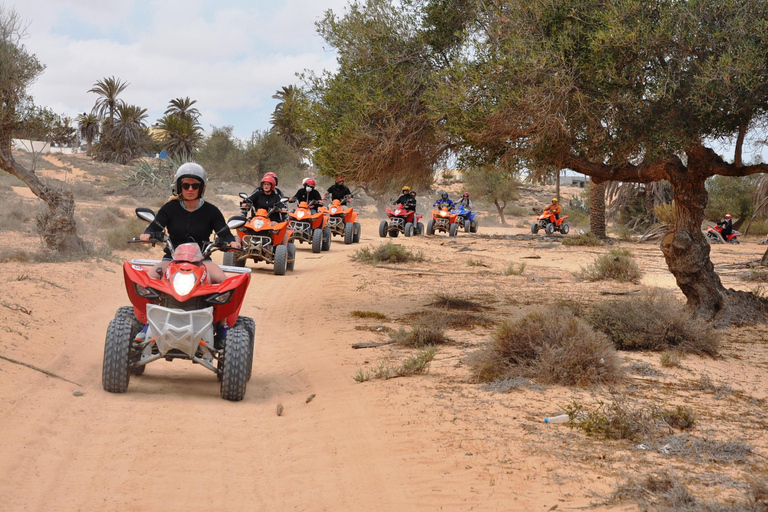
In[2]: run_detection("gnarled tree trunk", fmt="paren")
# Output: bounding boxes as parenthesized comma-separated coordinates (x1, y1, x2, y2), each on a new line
(494, 199, 507, 225)
(589, 179, 606, 238)
(661, 147, 765, 325)
(0, 142, 84, 252)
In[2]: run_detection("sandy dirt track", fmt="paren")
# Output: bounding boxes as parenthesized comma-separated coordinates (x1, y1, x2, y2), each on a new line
(1, 193, 767, 511)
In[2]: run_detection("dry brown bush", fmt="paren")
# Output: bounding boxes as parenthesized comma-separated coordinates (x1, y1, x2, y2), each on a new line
(466, 311, 624, 386)
(576, 247, 642, 283)
(587, 289, 720, 355)
(391, 319, 449, 348)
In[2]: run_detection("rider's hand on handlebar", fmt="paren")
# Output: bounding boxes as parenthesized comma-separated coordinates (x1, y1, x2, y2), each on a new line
(140, 233, 150, 241)
(230, 240, 242, 250)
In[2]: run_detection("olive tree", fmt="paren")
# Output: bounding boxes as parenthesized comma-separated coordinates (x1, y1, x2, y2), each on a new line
(443, 0, 768, 324)
(0, 6, 84, 251)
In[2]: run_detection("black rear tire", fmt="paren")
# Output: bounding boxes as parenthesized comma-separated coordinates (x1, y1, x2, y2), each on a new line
(416, 222, 424, 236)
(220, 325, 250, 401)
(426, 219, 435, 235)
(353, 222, 361, 243)
(102, 306, 140, 393)
(287, 242, 296, 271)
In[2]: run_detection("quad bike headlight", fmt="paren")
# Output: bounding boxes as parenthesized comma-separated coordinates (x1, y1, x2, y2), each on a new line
(331, 207, 338, 213)
(297, 211, 305, 218)
(206, 290, 234, 305)
(395, 209, 401, 215)
(134, 283, 160, 299)
(252, 219, 265, 229)
(172, 272, 197, 296)
(440, 211, 447, 217)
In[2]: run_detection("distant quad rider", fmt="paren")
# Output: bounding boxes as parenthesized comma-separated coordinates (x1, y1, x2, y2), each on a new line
(457, 192, 472, 209)
(253, 171, 285, 198)
(243, 174, 287, 222)
(325, 176, 352, 202)
(290, 178, 323, 212)
(717, 214, 733, 238)
(543, 198, 561, 221)
(433, 191, 455, 209)
(395, 186, 417, 211)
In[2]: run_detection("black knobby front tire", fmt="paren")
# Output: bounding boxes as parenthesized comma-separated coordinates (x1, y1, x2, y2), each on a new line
(311, 228, 323, 253)
(220, 325, 250, 401)
(344, 222, 355, 244)
(416, 222, 424, 236)
(379, 220, 388, 238)
(234, 316, 255, 381)
(449, 223, 458, 237)
(102, 306, 140, 393)
(404, 222, 414, 237)
(545, 222, 555, 235)
(426, 219, 435, 235)
(561, 223, 570, 235)
(274, 244, 288, 275)
(531, 223, 539, 234)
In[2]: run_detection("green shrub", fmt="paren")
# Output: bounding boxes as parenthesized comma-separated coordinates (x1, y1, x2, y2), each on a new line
(576, 247, 642, 283)
(359, 346, 438, 381)
(105, 218, 147, 250)
(391, 320, 449, 347)
(562, 231, 603, 246)
(467, 311, 623, 386)
(503, 262, 526, 275)
(565, 397, 674, 441)
(351, 243, 425, 264)
(660, 351, 682, 367)
(350, 310, 388, 320)
(587, 290, 720, 355)
(428, 294, 483, 311)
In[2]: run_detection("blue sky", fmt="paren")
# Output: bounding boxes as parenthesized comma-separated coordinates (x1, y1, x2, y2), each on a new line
(12, 0, 350, 138)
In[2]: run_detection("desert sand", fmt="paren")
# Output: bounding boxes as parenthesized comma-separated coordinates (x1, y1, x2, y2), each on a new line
(0, 155, 766, 511)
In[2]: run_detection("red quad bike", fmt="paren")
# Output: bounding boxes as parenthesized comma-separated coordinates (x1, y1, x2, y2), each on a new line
(225, 193, 295, 275)
(289, 200, 331, 253)
(102, 208, 255, 401)
(531, 210, 570, 235)
(426, 206, 459, 237)
(320, 196, 361, 244)
(706, 225, 742, 244)
(380, 203, 424, 237)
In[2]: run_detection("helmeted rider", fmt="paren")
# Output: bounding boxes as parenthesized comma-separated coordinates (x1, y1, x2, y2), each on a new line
(717, 214, 733, 238)
(325, 176, 352, 203)
(139, 162, 240, 284)
(244, 174, 288, 222)
(543, 198, 561, 221)
(290, 178, 323, 212)
(433, 191, 455, 209)
(457, 192, 472, 209)
(253, 172, 285, 198)
(395, 186, 417, 211)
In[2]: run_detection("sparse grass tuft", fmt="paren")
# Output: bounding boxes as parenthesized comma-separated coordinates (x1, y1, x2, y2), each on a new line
(104, 218, 147, 250)
(565, 397, 674, 441)
(428, 293, 483, 311)
(0, 200, 31, 232)
(659, 435, 752, 463)
(661, 406, 696, 430)
(690, 373, 733, 397)
(562, 231, 603, 246)
(391, 320, 449, 347)
(466, 311, 624, 386)
(660, 351, 682, 368)
(358, 346, 438, 381)
(351, 243, 425, 264)
(442, 311, 495, 330)
(587, 289, 720, 355)
(503, 262, 526, 275)
(350, 310, 388, 320)
(466, 257, 488, 267)
(742, 268, 768, 282)
(576, 247, 642, 283)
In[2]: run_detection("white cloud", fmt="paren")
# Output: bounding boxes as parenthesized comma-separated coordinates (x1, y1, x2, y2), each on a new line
(11, 0, 347, 137)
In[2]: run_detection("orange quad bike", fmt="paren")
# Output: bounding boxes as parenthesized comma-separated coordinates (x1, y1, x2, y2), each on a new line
(224, 194, 296, 275)
(532, 209, 569, 235)
(320, 196, 361, 244)
(289, 200, 331, 253)
(426, 205, 459, 236)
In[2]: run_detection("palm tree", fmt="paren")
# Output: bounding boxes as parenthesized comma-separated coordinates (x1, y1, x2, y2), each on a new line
(88, 76, 129, 122)
(270, 85, 309, 152)
(93, 103, 149, 164)
(164, 97, 200, 121)
(156, 113, 203, 160)
(76, 112, 99, 151)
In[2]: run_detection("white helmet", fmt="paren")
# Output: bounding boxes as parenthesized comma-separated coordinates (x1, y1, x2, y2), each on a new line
(175, 163, 207, 197)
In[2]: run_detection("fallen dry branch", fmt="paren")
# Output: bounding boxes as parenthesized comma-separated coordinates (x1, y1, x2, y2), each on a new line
(0, 354, 82, 387)
(352, 340, 396, 349)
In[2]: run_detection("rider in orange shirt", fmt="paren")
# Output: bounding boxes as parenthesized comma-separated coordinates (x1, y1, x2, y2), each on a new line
(543, 198, 561, 221)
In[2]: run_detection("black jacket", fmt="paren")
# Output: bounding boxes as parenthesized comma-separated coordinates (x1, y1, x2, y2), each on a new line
(292, 187, 323, 205)
(245, 190, 287, 221)
(326, 184, 352, 201)
(717, 218, 733, 236)
(145, 200, 234, 256)
(395, 194, 416, 211)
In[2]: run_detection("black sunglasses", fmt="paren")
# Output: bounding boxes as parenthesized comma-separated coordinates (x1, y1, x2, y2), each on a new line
(181, 182, 201, 190)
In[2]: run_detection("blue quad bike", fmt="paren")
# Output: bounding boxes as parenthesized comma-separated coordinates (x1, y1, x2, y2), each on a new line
(453, 204, 479, 233)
